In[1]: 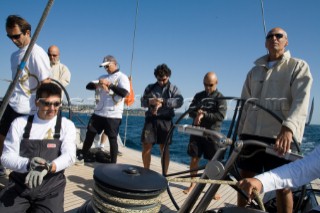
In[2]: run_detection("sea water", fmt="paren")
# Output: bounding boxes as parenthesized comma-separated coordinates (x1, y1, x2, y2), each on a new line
(69, 113, 320, 166)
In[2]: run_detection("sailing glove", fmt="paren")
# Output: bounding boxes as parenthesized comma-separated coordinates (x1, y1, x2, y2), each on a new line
(29, 157, 47, 170)
(25, 166, 48, 188)
(25, 157, 52, 188)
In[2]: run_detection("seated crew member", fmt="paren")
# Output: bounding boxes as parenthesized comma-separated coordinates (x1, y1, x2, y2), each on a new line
(0, 83, 76, 213)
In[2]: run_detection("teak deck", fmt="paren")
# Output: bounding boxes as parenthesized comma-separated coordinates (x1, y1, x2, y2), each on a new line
(1, 146, 320, 212)
(63, 146, 238, 213)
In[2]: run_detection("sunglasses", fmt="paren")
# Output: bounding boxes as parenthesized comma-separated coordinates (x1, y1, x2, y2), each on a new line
(266, 33, 284, 40)
(204, 83, 214, 87)
(157, 77, 168, 83)
(7, 32, 23, 40)
(48, 54, 58, 57)
(39, 99, 61, 107)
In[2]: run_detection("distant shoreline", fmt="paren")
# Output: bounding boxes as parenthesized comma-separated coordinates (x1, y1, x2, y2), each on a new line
(61, 106, 147, 117)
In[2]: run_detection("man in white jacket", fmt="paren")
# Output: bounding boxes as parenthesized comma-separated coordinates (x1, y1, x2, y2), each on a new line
(237, 27, 313, 213)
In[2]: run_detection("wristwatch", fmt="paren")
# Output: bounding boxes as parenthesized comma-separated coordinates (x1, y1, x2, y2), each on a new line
(45, 161, 53, 173)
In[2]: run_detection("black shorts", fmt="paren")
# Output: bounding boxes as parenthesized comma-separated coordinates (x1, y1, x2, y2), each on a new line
(236, 134, 296, 173)
(187, 135, 221, 160)
(141, 118, 173, 145)
(87, 114, 121, 138)
(0, 105, 26, 136)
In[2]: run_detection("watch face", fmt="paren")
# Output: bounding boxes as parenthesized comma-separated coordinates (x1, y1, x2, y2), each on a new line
(45, 161, 52, 172)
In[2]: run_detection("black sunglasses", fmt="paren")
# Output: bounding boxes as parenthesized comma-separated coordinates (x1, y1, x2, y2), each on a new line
(48, 54, 58, 57)
(204, 83, 214, 87)
(7, 32, 23, 40)
(157, 76, 168, 82)
(266, 33, 284, 40)
(39, 99, 61, 107)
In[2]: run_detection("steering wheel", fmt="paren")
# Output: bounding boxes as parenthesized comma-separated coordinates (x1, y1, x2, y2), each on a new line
(161, 97, 305, 212)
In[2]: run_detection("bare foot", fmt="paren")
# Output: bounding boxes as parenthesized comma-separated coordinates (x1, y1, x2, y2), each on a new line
(183, 183, 195, 194)
(213, 194, 221, 200)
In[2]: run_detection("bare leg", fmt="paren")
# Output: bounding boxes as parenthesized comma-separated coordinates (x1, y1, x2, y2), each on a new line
(183, 157, 199, 194)
(142, 143, 153, 169)
(276, 188, 293, 213)
(159, 144, 169, 175)
(237, 169, 256, 207)
(100, 132, 107, 147)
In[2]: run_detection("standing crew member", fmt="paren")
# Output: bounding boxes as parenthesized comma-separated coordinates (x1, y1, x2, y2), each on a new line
(237, 27, 313, 213)
(77, 55, 130, 164)
(183, 72, 227, 197)
(141, 63, 183, 174)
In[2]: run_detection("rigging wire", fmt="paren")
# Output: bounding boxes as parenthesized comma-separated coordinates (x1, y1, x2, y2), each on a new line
(260, 0, 267, 37)
(123, 0, 139, 146)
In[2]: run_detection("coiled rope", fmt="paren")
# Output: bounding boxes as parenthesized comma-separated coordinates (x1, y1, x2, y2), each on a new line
(167, 177, 266, 212)
(90, 176, 265, 212)
(91, 183, 163, 213)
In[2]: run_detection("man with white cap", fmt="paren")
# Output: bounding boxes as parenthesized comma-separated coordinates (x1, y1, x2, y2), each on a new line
(77, 55, 130, 164)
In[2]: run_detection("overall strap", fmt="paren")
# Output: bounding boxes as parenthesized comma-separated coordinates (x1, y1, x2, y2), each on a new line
(22, 114, 62, 139)
(23, 115, 35, 139)
(54, 112, 62, 139)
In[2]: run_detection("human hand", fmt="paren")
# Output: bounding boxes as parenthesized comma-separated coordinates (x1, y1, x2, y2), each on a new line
(98, 79, 111, 91)
(194, 110, 204, 126)
(275, 126, 293, 155)
(149, 98, 163, 106)
(149, 98, 163, 115)
(30, 157, 46, 170)
(25, 167, 48, 188)
(237, 178, 263, 202)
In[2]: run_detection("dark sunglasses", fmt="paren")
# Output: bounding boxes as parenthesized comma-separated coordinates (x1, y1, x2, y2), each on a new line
(204, 83, 214, 87)
(157, 77, 168, 82)
(7, 32, 23, 40)
(39, 99, 61, 107)
(48, 54, 58, 57)
(266, 33, 284, 40)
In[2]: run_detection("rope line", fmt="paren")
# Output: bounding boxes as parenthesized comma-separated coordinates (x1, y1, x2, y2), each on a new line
(91, 183, 163, 212)
(124, 0, 139, 146)
(167, 177, 266, 212)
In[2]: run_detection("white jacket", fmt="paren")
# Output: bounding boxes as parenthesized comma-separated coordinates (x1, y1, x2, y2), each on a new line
(238, 51, 313, 143)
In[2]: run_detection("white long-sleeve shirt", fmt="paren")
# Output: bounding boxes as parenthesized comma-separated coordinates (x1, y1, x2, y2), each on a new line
(94, 70, 130, 118)
(1, 114, 76, 173)
(256, 145, 320, 192)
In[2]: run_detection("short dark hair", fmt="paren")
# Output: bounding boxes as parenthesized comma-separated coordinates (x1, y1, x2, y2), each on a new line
(36, 83, 62, 100)
(154, 63, 171, 78)
(6, 15, 31, 35)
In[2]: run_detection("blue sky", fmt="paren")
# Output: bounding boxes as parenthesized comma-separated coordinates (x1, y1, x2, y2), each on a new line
(0, 0, 319, 124)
